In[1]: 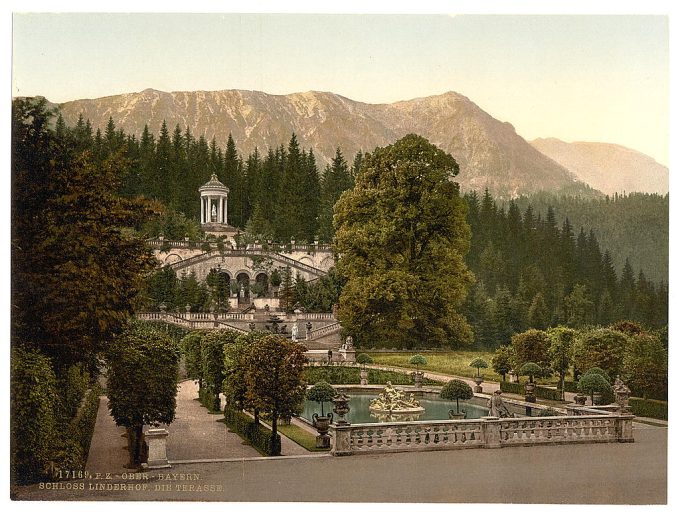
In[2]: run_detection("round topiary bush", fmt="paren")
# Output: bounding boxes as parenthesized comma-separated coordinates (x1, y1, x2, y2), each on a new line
(583, 366, 611, 384)
(577, 373, 611, 406)
(306, 381, 337, 415)
(440, 379, 473, 413)
(356, 353, 374, 366)
(469, 357, 489, 377)
(519, 362, 543, 383)
(409, 354, 428, 370)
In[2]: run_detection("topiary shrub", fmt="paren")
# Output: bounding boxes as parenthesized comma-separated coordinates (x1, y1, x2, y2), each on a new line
(577, 372, 611, 406)
(306, 381, 337, 415)
(356, 353, 374, 366)
(409, 354, 428, 372)
(469, 358, 489, 377)
(492, 345, 513, 382)
(106, 322, 180, 467)
(440, 379, 473, 414)
(519, 362, 543, 383)
(583, 367, 611, 383)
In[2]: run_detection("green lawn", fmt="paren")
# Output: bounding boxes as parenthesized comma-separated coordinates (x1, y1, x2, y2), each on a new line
(277, 423, 329, 452)
(369, 351, 561, 384)
(263, 420, 329, 452)
(369, 351, 499, 380)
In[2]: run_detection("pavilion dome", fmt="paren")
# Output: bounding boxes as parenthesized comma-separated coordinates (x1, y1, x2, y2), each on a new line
(199, 174, 229, 194)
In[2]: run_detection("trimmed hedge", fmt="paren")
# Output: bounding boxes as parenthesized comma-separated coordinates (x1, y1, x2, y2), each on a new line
(57, 365, 90, 423)
(500, 381, 563, 401)
(55, 385, 102, 472)
(562, 380, 579, 393)
(224, 407, 281, 456)
(630, 397, 667, 420)
(11, 347, 60, 484)
(304, 366, 441, 386)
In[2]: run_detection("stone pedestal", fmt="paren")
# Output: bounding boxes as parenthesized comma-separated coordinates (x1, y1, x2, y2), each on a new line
(481, 416, 501, 448)
(330, 423, 352, 456)
(360, 369, 368, 385)
(473, 376, 484, 393)
(143, 428, 171, 469)
(413, 371, 423, 389)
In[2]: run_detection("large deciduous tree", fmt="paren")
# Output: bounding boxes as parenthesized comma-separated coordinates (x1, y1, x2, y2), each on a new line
(334, 134, 474, 349)
(244, 335, 307, 455)
(12, 98, 159, 372)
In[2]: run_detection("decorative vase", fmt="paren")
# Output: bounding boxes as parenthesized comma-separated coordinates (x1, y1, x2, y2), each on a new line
(413, 371, 423, 388)
(524, 382, 536, 403)
(448, 409, 466, 420)
(473, 376, 484, 393)
(574, 393, 587, 405)
(312, 413, 333, 448)
(592, 392, 603, 405)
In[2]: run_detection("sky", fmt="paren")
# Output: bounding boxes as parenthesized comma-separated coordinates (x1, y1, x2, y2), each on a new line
(11, 12, 669, 164)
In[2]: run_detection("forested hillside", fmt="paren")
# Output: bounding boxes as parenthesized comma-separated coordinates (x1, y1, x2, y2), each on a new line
(462, 191, 667, 349)
(53, 113, 667, 340)
(511, 193, 668, 283)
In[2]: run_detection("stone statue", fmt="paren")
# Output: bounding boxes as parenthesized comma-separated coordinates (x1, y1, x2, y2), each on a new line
(239, 285, 245, 299)
(343, 336, 354, 351)
(369, 382, 423, 412)
(291, 322, 299, 342)
(487, 390, 512, 418)
(211, 204, 217, 220)
(613, 375, 632, 413)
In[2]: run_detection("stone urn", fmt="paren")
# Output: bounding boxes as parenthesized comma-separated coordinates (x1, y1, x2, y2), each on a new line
(412, 371, 424, 388)
(448, 409, 466, 420)
(312, 413, 333, 448)
(573, 393, 588, 405)
(592, 392, 603, 405)
(332, 392, 351, 425)
(360, 368, 368, 386)
(524, 382, 537, 403)
(473, 376, 484, 393)
(509, 370, 519, 383)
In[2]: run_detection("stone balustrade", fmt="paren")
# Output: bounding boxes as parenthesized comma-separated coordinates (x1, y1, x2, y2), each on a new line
(303, 312, 336, 320)
(330, 413, 634, 456)
(308, 322, 342, 340)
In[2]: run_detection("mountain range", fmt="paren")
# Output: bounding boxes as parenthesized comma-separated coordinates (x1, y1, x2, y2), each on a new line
(54, 88, 666, 198)
(530, 138, 668, 195)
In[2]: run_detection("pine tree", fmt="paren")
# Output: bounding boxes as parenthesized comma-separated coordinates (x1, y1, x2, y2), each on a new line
(527, 292, 550, 330)
(319, 148, 353, 242)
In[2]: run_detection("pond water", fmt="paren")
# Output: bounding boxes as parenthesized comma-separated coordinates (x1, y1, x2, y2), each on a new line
(301, 393, 489, 424)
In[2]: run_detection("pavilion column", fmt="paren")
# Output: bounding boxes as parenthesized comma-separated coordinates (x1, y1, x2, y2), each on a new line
(201, 196, 205, 224)
(219, 197, 224, 224)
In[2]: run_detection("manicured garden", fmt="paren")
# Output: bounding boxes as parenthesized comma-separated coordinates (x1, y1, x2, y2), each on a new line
(368, 351, 512, 382)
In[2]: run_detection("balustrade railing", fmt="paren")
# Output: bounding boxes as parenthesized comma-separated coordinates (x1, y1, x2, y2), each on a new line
(308, 322, 342, 340)
(330, 413, 634, 456)
(137, 312, 250, 332)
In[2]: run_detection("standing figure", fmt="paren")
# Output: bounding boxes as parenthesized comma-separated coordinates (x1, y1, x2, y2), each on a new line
(488, 390, 512, 418)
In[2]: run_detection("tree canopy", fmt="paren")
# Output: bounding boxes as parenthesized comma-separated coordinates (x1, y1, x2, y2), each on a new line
(12, 98, 159, 372)
(334, 134, 474, 349)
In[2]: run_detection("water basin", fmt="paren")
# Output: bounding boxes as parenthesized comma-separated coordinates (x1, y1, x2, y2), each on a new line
(301, 392, 489, 424)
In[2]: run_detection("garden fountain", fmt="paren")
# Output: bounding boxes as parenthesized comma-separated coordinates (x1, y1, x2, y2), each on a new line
(368, 382, 425, 422)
